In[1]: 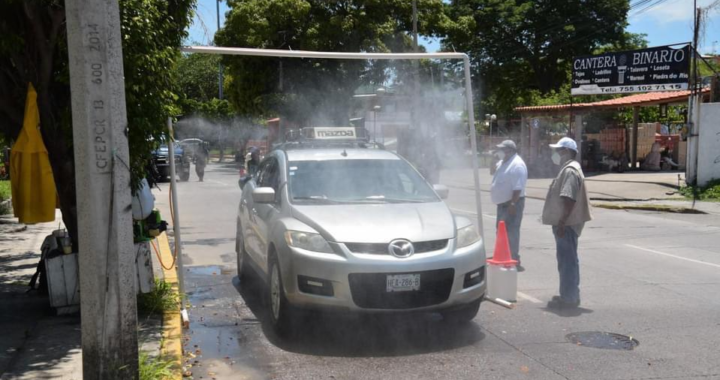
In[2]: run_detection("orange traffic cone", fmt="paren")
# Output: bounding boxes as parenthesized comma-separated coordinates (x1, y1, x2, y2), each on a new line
(487, 221, 517, 267)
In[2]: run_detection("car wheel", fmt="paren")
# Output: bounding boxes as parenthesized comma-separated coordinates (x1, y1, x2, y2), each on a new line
(268, 253, 294, 338)
(236, 220, 249, 281)
(441, 298, 482, 324)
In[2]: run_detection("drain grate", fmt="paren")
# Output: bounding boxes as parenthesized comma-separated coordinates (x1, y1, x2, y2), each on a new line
(566, 332, 639, 351)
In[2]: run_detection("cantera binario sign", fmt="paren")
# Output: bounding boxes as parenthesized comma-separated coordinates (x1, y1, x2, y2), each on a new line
(571, 44, 691, 96)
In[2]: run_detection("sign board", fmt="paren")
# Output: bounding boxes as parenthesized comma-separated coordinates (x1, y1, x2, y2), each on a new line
(572, 45, 691, 96)
(310, 127, 357, 139)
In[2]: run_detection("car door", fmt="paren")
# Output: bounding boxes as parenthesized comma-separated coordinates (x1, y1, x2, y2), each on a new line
(253, 157, 281, 274)
(241, 161, 266, 266)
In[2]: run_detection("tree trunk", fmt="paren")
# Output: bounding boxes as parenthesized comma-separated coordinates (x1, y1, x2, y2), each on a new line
(35, 86, 78, 250)
(46, 138, 79, 251)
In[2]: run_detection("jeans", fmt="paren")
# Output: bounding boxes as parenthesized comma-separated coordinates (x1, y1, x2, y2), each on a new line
(553, 226, 580, 303)
(496, 197, 525, 263)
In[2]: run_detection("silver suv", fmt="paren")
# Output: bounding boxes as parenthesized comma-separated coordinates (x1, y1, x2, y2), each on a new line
(235, 128, 486, 336)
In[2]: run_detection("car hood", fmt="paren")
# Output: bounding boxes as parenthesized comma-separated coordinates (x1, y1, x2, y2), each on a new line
(291, 202, 456, 243)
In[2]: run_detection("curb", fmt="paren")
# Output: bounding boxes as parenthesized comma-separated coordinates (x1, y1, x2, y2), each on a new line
(591, 203, 707, 214)
(156, 232, 184, 380)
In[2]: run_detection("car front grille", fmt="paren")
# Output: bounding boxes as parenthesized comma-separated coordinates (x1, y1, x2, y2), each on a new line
(348, 269, 454, 309)
(345, 239, 448, 255)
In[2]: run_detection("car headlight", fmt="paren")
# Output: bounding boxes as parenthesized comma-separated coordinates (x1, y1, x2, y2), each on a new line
(456, 225, 481, 248)
(284, 231, 333, 253)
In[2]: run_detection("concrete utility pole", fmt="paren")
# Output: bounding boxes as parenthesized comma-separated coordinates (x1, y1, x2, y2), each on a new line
(65, 0, 139, 378)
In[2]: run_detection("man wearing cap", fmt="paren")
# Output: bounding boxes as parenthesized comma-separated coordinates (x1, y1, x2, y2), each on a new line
(490, 140, 528, 271)
(542, 137, 593, 309)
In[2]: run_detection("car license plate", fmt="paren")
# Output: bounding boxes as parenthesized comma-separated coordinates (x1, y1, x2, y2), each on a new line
(386, 274, 421, 292)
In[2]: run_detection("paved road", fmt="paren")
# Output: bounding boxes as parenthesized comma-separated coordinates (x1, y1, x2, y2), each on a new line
(155, 163, 720, 380)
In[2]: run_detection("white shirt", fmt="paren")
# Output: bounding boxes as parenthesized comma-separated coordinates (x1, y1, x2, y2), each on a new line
(491, 153, 528, 205)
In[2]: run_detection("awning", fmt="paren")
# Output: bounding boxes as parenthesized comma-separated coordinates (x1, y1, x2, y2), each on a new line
(515, 89, 709, 113)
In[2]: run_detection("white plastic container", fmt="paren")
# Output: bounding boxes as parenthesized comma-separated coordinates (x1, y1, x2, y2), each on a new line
(486, 264, 517, 302)
(132, 178, 155, 220)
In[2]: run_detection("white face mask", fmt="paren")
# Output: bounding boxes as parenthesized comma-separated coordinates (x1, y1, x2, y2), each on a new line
(551, 151, 562, 165)
(496, 151, 506, 161)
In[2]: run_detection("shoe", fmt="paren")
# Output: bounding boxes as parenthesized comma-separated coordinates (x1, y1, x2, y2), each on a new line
(516, 264, 525, 272)
(547, 297, 580, 309)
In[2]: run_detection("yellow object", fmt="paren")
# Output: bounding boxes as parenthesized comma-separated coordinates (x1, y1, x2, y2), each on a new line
(10, 83, 57, 224)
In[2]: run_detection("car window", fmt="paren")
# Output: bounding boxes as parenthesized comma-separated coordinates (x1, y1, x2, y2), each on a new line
(397, 172, 416, 194)
(288, 159, 438, 204)
(258, 158, 280, 191)
(255, 160, 269, 184)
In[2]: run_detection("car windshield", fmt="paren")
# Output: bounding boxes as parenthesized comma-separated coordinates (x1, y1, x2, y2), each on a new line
(288, 159, 439, 204)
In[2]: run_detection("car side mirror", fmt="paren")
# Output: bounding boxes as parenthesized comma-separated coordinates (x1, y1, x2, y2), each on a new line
(433, 184, 449, 200)
(252, 187, 276, 204)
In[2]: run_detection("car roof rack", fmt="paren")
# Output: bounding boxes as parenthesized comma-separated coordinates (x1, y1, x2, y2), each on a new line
(274, 127, 385, 151)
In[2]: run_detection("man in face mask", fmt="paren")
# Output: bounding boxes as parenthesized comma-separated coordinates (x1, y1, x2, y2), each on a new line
(490, 140, 528, 271)
(542, 137, 593, 309)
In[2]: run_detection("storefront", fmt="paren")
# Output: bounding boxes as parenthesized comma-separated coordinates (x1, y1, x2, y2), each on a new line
(515, 89, 710, 177)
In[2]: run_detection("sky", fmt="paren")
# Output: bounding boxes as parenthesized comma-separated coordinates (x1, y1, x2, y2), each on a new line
(187, 0, 720, 55)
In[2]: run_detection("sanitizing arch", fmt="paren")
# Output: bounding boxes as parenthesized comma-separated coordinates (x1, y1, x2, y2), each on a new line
(181, 46, 486, 237)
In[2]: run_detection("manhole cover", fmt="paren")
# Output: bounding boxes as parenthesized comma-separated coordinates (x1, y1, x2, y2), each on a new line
(566, 332, 639, 351)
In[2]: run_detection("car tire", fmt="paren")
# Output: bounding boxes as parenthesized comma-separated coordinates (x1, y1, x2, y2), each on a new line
(441, 298, 482, 324)
(236, 220, 249, 281)
(267, 253, 294, 338)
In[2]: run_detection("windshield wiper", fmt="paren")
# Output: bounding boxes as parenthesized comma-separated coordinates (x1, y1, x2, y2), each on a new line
(376, 198, 427, 203)
(346, 196, 427, 204)
(292, 196, 340, 204)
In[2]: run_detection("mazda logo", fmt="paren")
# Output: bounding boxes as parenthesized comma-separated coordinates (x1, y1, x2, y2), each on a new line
(388, 239, 414, 258)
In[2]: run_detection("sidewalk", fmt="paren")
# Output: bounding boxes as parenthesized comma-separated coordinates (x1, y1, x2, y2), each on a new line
(0, 210, 168, 380)
(441, 169, 720, 215)
(0, 211, 78, 380)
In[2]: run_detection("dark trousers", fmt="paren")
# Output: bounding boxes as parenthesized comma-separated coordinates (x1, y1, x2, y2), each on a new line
(496, 197, 525, 263)
(553, 226, 580, 303)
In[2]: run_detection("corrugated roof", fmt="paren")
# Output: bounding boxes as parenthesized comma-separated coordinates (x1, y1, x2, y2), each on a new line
(515, 89, 708, 113)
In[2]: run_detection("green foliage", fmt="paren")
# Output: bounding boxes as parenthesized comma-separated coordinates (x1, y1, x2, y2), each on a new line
(680, 179, 720, 201)
(176, 53, 223, 103)
(215, 0, 447, 125)
(139, 351, 176, 380)
(120, 0, 196, 189)
(181, 98, 233, 120)
(137, 279, 179, 316)
(0, 180, 10, 215)
(443, 0, 633, 117)
(0, 180, 9, 201)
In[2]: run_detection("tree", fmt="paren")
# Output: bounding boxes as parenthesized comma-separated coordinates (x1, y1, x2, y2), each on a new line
(443, 0, 631, 116)
(215, 0, 447, 125)
(176, 52, 224, 104)
(0, 0, 194, 246)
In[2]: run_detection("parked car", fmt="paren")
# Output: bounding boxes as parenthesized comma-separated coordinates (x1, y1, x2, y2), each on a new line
(178, 138, 206, 160)
(152, 143, 190, 182)
(236, 127, 487, 337)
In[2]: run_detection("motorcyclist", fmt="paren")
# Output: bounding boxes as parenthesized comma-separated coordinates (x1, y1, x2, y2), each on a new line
(246, 146, 261, 177)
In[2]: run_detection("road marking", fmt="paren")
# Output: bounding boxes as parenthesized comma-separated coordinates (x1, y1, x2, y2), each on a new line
(207, 179, 230, 186)
(625, 244, 720, 269)
(517, 291, 543, 304)
(449, 208, 495, 219)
